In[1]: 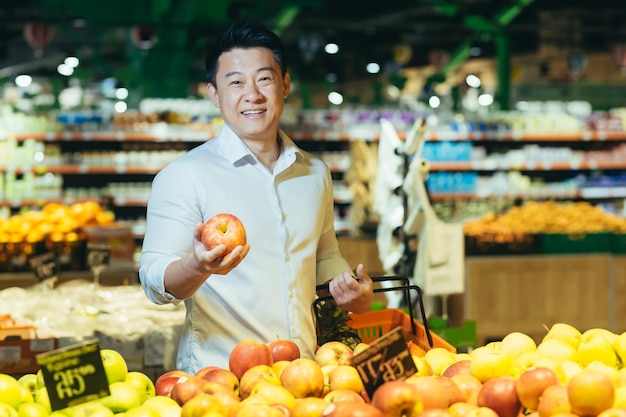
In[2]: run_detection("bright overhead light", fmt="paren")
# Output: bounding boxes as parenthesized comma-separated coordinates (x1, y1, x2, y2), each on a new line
(328, 91, 343, 105)
(324, 43, 339, 54)
(428, 95, 441, 108)
(366, 62, 380, 74)
(478, 93, 494, 106)
(64, 56, 79, 67)
(115, 88, 129, 100)
(466, 74, 481, 88)
(114, 101, 128, 113)
(15, 74, 32, 87)
(57, 63, 74, 76)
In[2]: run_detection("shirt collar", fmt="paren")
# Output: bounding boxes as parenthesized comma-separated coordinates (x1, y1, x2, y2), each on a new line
(214, 123, 302, 166)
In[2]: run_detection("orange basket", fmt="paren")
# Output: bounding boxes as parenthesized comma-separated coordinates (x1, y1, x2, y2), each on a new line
(315, 275, 456, 353)
(347, 308, 455, 353)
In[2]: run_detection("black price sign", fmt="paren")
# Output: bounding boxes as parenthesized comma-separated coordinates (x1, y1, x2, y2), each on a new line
(29, 252, 60, 282)
(86, 242, 111, 269)
(352, 327, 417, 399)
(36, 340, 110, 411)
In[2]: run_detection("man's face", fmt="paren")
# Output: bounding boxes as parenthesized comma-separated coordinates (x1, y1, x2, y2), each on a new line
(208, 47, 290, 143)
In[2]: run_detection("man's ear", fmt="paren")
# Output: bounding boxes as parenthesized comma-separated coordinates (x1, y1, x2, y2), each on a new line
(207, 83, 219, 108)
(283, 73, 291, 99)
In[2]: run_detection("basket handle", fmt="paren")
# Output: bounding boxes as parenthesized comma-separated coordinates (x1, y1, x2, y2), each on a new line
(314, 275, 434, 348)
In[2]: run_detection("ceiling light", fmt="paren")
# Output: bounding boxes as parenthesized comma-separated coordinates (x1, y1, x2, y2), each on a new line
(328, 91, 343, 105)
(15, 74, 32, 87)
(64, 56, 80, 68)
(466, 74, 481, 88)
(428, 95, 441, 108)
(324, 43, 339, 54)
(57, 63, 74, 76)
(114, 101, 128, 113)
(366, 62, 380, 74)
(478, 93, 493, 106)
(115, 88, 129, 100)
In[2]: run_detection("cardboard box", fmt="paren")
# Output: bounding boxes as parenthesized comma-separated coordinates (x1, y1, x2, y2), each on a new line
(0, 337, 58, 375)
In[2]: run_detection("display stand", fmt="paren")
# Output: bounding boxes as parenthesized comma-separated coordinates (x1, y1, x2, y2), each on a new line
(374, 119, 465, 319)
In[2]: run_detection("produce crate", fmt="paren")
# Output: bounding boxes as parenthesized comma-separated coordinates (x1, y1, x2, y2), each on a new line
(611, 233, 626, 254)
(347, 308, 456, 353)
(541, 232, 612, 254)
(0, 337, 58, 374)
(464, 234, 541, 256)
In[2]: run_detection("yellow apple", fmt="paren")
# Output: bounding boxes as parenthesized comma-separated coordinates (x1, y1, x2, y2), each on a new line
(327, 365, 364, 394)
(567, 370, 615, 417)
(99, 381, 142, 413)
(249, 380, 296, 410)
(280, 358, 325, 399)
(142, 396, 182, 417)
(125, 371, 156, 404)
(424, 347, 457, 376)
(585, 360, 620, 387)
(0, 403, 18, 417)
(499, 332, 537, 358)
(577, 334, 619, 369)
(239, 364, 280, 399)
(542, 323, 582, 349)
(554, 359, 584, 385)
(17, 403, 49, 417)
(614, 385, 626, 408)
(353, 343, 369, 356)
(290, 397, 329, 417)
(537, 338, 578, 362)
(470, 346, 513, 382)
(314, 341, 353, 367)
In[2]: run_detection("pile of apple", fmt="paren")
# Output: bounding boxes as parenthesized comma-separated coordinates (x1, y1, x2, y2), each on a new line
(4, 323, 626, 417)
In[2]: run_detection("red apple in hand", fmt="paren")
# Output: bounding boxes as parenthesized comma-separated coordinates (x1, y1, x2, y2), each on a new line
(268, 338, 301, 363)
(201, 213, 246, 254)
(229, 339, 274, 380)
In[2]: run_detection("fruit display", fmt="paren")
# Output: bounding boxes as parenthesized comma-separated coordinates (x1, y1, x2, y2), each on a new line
(0, 201, 116, 272)
(4, 322, 626, 417)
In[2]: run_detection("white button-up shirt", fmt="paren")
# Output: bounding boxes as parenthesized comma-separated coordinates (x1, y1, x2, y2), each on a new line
(139, 124, 349, 373)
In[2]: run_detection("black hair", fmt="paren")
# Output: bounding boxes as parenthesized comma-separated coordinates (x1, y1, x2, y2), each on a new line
(205, 21, 288, 86)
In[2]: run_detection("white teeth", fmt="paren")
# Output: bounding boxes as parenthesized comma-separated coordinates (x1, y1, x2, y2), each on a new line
(243, 110, 264, 115)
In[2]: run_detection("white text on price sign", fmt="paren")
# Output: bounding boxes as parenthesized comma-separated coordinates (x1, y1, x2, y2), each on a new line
(36, 340, 110, 411)
(352, 326, 417, 398)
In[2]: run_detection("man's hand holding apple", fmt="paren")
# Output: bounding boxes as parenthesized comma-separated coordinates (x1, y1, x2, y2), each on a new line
(192, 218, 250, 276)
(328, 264, 374, 314)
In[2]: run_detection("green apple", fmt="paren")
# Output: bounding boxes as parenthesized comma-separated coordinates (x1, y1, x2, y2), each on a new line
(35, 371, 45, 391)
(124, 372, 155, 404)
(18, 375, 38, 402)
(141, 396, 182, 417)
(99, 382, 141, 413)
(0, 373, 23, 409)
(67, 401, 115, 417)
(123, 406, 160, 417)
(17, 402, 49, 417)
(100, 349, 129, 385)
(0, 403, 18, 417)
(34, 388, 51, 414)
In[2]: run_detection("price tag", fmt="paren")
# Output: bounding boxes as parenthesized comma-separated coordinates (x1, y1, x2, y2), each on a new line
(352, 327, 417, 399)
(86, 242, 111, 269)
(36, 340, 110, 411)
(29, 252, 60, 282)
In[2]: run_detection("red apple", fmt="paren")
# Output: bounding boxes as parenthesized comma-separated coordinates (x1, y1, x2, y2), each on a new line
(268, 338, 301, 362)
(194, 366, 220, 379)
(239, 364, 280, 399)
(516, 366, 560, 412)
(324, 388, 366, 404)
(155, 370, 189, 397)
(322, 402, 384, 417)
(291, 397, 329, 417)
(476, 376, 522, 417)
(315, 341, 354, 367)
(405, 375, 449, 410)
(280, 358, 326, 399)
(435, 375, 464, 407)
(442, 360, 472, 378)
(370, 380, 423, 417)
(416, 409, 453, 417)
(197, 367, 240, 394)
(201, 213, 246, 253)
(451, 374, 482, 404)
(536, 384, 571, 417)
(180, 392, 227, 417)
(567, 370, 615, 417)
(229, 339, 274, 380)
(170, 374, 208, 406)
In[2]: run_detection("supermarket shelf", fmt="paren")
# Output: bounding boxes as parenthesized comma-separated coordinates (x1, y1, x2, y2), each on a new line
(430, 188, 626, 201)
(430, 160, 626, 171)
(11, 130, 626, 143)
(1, 164, 166, 175)
(12, 130, 214, 142)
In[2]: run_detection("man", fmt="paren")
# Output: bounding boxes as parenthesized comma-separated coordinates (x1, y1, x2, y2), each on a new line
(139, 21, 373, 373)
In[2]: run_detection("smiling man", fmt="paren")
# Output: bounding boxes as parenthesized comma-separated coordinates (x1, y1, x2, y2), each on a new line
(139, 22, 374, 373)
